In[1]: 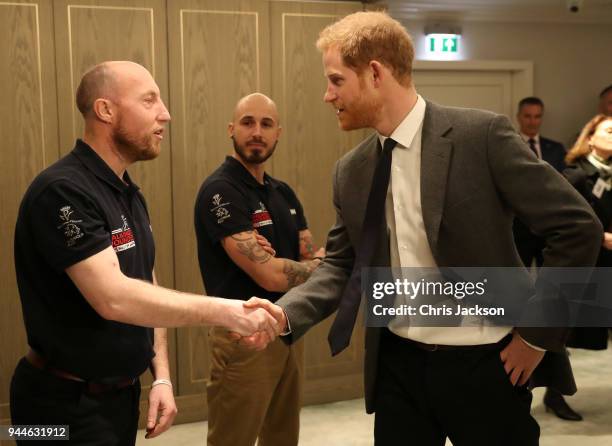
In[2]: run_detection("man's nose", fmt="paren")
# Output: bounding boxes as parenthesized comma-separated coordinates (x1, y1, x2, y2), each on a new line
(158, 101, 171, 122)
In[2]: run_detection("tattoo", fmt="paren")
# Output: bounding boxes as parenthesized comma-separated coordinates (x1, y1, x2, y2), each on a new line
(282, 259, 318, 288)
(236, 239, 272, 263)
(299, 234, 315, 259)
(230, 231, 255, 242)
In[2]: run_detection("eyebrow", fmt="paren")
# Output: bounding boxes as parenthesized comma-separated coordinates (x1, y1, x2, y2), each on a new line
(240, 115, 276, 122)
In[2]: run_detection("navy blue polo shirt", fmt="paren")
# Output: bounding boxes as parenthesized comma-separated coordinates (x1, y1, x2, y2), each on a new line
(14, 139, 155, 380)
(194, 156, 307, 302)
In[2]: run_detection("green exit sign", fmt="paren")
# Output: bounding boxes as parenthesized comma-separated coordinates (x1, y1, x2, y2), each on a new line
(427, 34, 459, 53)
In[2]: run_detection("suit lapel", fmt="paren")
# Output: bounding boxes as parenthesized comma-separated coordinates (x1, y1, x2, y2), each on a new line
(420, 102, 453, 257)
(353, 134, 381, 221)
(353, 135, 391, 266)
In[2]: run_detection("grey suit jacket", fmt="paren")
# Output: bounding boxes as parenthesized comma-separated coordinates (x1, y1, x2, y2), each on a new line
(277, 100, 602, 413)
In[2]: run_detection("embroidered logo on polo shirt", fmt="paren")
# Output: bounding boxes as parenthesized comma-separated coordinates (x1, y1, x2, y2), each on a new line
(210, 193, 231, 224)
(252, 202, 273, 228)
(57, 205, 84, 247)
(111, 215, 136, 252)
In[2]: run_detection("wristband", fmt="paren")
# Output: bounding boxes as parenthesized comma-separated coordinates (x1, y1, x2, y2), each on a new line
(151, 378, 173, 388)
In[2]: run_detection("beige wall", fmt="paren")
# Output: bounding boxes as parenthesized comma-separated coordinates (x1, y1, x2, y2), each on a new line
(403, 19, 612, 148)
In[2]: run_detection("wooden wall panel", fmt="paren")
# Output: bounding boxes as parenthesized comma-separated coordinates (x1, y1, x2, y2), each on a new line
(270, 0, 366, 402)
(0, 0, 59, 427)
(168, 0, 271, 406)
(51, 0, 176, 402)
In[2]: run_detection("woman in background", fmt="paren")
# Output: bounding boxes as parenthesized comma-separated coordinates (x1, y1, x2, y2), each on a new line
(563, 114, 612, 353)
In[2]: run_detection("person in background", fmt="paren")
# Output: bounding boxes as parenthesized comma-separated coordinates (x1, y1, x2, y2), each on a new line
(512, 96, 581, 421)
(194, 93, 324, 446)
(563, 114, 612, 357)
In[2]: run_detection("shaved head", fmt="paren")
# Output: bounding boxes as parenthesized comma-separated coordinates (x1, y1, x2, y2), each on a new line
(75, 61, 151, 118)
(232, 93, 279, 124)
(76, 60, 170, 164)
(229, 93, 281, 166)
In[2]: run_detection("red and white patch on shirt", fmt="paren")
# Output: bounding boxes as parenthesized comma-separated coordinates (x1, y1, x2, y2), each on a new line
(111, 215, 136, 252)
(252, 209, 273, 228)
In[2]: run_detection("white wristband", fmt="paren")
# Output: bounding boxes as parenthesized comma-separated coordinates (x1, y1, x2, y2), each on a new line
(151, 378, 173, 388)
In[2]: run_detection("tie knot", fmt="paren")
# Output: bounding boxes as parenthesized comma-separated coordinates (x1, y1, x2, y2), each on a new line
(528, 138, 536, 145)
(383, 137, 397, 153)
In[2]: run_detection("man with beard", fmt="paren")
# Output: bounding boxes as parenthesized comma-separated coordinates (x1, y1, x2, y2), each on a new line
(10, 62, 281, 445)
(194, 93, 323, 446)
(238, 12, 602, 446)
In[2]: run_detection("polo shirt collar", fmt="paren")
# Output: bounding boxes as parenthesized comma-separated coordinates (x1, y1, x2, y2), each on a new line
(72, 139, 140, 194)
(223, 156, 276, 189)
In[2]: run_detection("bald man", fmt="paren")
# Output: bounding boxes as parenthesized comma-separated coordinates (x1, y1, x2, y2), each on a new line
(194, 93, 323, 446)
(11, 63, 280, 445)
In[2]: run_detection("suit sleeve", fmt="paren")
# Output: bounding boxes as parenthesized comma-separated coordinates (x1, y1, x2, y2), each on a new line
(275, 160, 355, 342)
(486, 114, 602, 350)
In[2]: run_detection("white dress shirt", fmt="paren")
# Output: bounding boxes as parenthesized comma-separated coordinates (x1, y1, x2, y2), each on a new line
(382, 95, 511, 345)
(521, 133, 542, 159)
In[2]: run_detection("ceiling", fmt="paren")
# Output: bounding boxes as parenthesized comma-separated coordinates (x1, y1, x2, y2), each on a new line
(372, 0, 612, 24)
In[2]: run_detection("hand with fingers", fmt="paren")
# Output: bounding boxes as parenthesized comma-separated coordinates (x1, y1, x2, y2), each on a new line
(254, 229, 276, 257)
(499, 331, 545, 386)
(229, 297, 288, 351)
(223, 298, 282, 345)
(145, 381, 178, 439)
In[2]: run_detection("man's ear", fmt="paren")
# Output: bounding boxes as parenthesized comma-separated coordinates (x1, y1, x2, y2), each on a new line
(227, 122, 234, 138)
(369, 60, 386, 87)
(92, 98, 114, 124)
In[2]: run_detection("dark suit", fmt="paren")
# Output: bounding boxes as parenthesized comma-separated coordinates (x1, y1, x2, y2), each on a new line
(513, 136, 567, 267)
(277, 101, 601, 443)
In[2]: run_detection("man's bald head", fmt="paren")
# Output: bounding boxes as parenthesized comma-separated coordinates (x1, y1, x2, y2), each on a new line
(75, 61, 152, 118)
(229, 93, 282, 166)
(232, 93, 279, 124)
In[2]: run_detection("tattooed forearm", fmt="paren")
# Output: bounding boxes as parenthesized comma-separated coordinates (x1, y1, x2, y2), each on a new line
(282, 259, 320, 288)
(236, 240, 272, 263)
(230, 231, 255, 242)
(299, 234, 315, 259)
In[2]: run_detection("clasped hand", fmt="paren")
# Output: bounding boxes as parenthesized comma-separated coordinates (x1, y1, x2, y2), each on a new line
(228, 297, 287, 351)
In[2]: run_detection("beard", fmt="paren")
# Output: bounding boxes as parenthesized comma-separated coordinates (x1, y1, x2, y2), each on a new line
(232, 136, 277, 165)
(112, 116, 160, 162)
(338, 78, 382, 131)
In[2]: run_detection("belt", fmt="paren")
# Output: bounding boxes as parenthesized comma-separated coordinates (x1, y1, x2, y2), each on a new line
(25, 349, 136, 394)
(384, 329, 512, 352)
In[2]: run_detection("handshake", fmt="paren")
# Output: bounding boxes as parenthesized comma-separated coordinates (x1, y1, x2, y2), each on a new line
(221, 297, 287, 351)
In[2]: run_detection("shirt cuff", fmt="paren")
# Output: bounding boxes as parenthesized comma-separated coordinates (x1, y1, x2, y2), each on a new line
(518, 334, 546, 352)
(280, 308, 292, 336)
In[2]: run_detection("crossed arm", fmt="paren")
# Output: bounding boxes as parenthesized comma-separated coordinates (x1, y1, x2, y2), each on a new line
(221, 229, 322, 292)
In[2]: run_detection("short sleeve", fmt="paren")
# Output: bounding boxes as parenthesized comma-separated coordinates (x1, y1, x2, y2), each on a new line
(28, 180, 111, 272)
(197, 180, 253, 242)
(279, 182, 308, 231)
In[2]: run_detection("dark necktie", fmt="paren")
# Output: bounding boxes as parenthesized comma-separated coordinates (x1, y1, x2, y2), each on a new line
(528, 138, 538, 157)
(328, 137, 397, 355)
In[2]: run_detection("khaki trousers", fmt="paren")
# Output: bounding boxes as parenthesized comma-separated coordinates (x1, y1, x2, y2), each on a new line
(206, 327, 304, 446)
